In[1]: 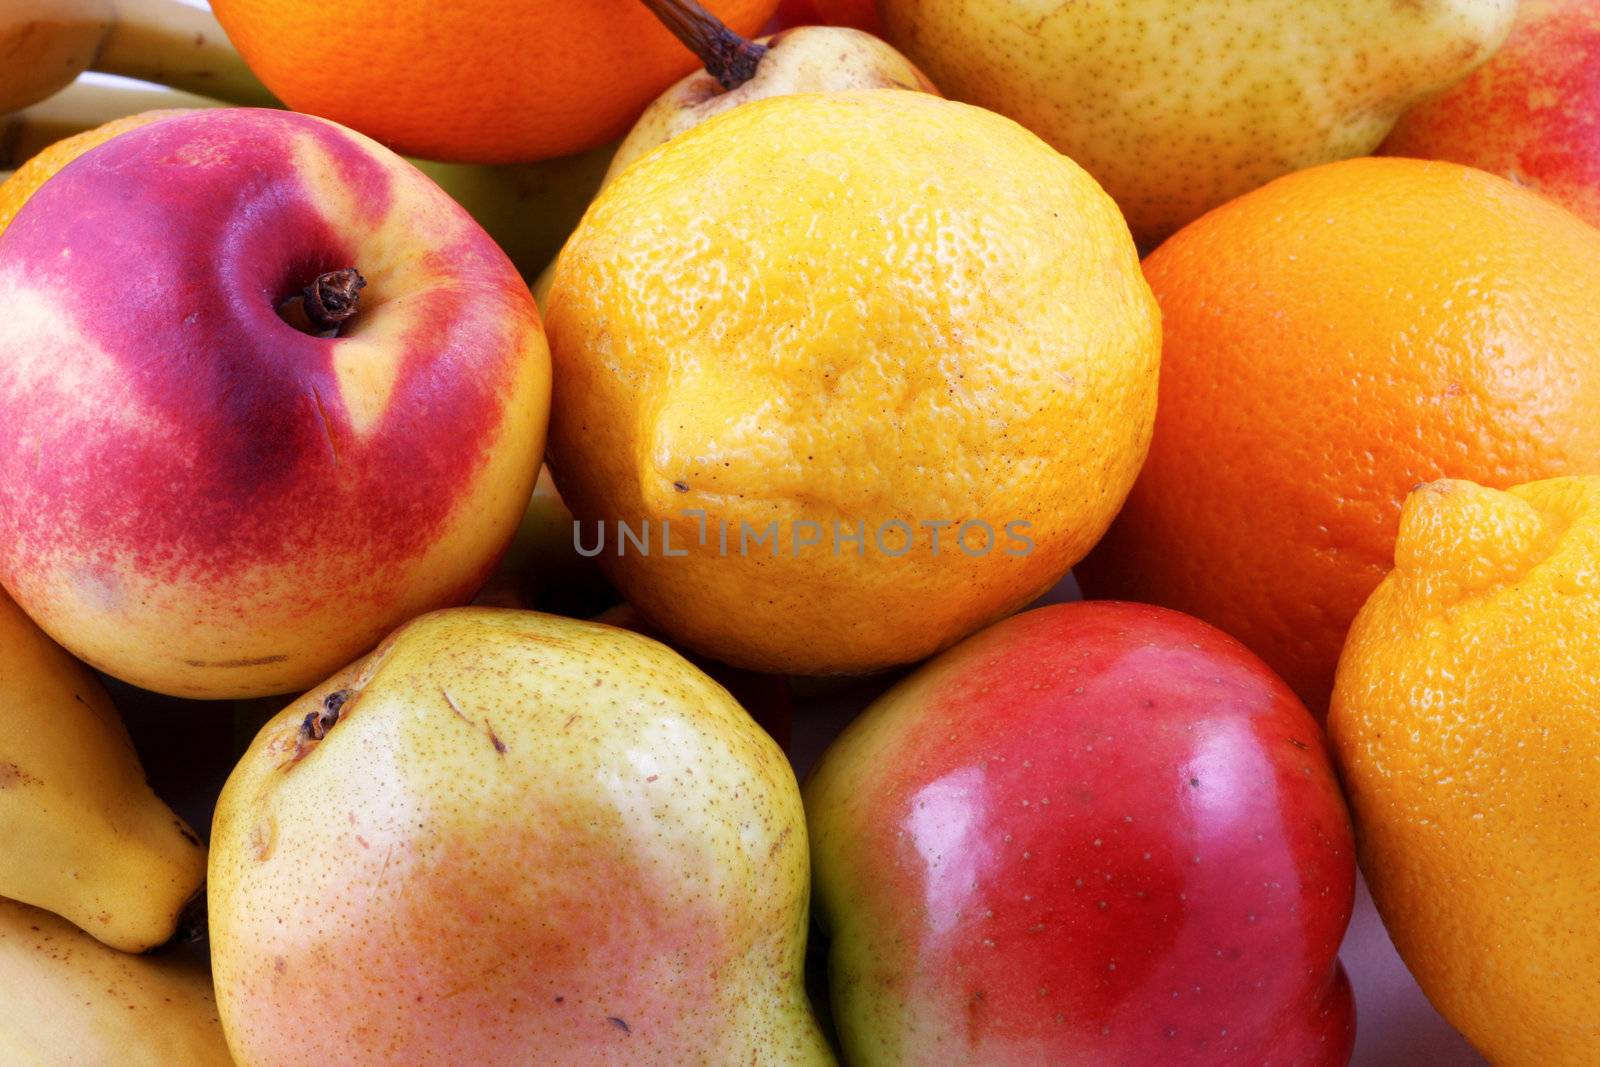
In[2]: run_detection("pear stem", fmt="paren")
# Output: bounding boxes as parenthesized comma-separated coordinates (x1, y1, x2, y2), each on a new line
(638, 0, 767, 91)
(299, 689, 351, 744)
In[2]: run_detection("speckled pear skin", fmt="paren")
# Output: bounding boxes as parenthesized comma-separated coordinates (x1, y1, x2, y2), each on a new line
(879, 0, 1517, 244)
(209, 607, 832, 1067)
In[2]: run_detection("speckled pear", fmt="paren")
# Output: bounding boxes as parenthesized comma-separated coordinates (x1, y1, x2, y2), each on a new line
(208, 608, 830, 1067)
(879, 0, 1517, 244)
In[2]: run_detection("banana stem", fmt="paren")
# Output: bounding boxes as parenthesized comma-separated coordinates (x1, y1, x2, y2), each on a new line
(638, 0, 766, 91)
(94, 0, 277, 108)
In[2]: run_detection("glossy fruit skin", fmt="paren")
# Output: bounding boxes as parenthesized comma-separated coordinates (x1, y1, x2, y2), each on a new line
(210, 608, 831, 1067)
(0, 109, 550, 698)
(806, 601, 1356, 1066)
(1330, 477, 1600, 1066)
(210, 0, 777, 163)
(1380, 0, 1600, 229)
(877, 0, 1514, 246)
(1080, 156, 1600, 713)
(546, 91, 1159, 675)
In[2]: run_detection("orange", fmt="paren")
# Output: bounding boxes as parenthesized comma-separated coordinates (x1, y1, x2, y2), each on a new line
(209, 0, 778, 164)
(545, 90, 1159, 675)
(1079, 156, 1600, 712)
(772, 0, 881, 33)
(1329, 476, 1600, 1066)
(0, 110, 186, 236)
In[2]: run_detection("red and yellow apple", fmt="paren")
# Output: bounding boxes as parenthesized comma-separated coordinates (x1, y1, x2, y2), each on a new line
(806, 601, 1356, 1065)
(1380, 0, 1600, 229)
(0, 108, 549, 699)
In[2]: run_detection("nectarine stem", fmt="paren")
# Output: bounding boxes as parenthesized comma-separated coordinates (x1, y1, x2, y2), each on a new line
(639, 0, 767, 91)
(302, 269, 366, 332)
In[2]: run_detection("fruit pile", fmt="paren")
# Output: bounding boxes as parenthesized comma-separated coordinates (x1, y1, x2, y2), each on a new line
(0, 1, 1597, 1065)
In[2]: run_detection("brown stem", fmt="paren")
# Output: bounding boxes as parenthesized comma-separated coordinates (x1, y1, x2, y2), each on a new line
(639, 0, 767, 91)
(302, 269, 366, 332)
(299, 689, 351, 744)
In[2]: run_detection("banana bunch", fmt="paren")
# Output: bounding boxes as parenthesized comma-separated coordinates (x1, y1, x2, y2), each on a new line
(0, 0, 275, 115)
(0, 899, 233, 1066)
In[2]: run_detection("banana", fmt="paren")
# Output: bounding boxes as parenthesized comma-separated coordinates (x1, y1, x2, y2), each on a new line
(0, 0, 273, 114)
(0, 0, 111, 116)
(0, 898, 233, 1066)
(0, 588, 207, 953)
(0, 77, 218, 170)
(95, 0, 275, 108)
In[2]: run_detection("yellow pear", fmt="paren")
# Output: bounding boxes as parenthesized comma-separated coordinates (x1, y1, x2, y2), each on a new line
(534, 7, 935, 307)
(0, 588, 205, 952)
(878, 0, 1517, 244)
(210, 608, 829, 1066)
(0, 897, 232, 1066)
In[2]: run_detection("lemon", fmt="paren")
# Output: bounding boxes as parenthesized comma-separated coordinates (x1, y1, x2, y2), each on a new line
(546, 90, 1159, 673)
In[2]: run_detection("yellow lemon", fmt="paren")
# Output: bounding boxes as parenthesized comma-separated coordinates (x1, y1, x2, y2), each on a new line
(545, 90, 1159, 674)
(1330, 476, 1600, 1065)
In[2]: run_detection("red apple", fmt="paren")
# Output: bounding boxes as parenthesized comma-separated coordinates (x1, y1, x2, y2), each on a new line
(805, 600, 1356, 1065)
(1380, 0, 1600, 228)
(0, 108, 550, 699)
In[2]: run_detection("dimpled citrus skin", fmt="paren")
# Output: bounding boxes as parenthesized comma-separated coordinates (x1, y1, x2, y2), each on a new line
(210, 0, 776, 163)
(1328, 477, 1600, 1066)
(545, 90, 1160, 676)
(878, 0, 1514, 245)
(1079, 157, 1600, 712)
(0, 109, 186, 235)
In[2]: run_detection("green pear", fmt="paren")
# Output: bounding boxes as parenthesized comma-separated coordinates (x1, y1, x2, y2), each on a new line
(209, 607, 831, 1067)
(879, 0, 1517, 244)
